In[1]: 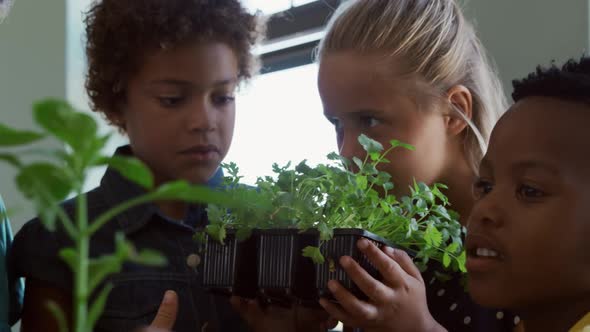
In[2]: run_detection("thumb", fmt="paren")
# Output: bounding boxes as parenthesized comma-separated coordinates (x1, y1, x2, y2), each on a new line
(150, 290, 179, 329)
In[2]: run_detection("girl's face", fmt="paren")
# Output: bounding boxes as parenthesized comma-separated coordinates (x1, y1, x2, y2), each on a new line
(113, 41, 238, 185)
(318, 52, 459, 195)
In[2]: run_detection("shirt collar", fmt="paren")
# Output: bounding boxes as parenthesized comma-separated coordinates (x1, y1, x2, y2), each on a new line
(100, 145, 224, 234)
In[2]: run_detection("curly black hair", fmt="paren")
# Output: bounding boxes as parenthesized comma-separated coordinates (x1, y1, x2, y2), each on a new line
(84, 0, 265, 122)
(512, 57, 590, 105)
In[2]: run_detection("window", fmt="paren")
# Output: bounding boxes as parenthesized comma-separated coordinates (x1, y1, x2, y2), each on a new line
(243, 0, 318, 15)
(227, 63, 336, 184)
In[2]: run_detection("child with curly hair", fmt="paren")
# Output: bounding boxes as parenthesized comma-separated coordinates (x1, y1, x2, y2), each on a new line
(10, 1, 266, 331)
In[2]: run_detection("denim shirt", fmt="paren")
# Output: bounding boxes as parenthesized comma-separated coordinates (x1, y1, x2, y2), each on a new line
(9, 146, 248, 332)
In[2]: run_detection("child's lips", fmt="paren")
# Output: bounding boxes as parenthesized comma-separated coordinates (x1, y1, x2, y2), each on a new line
(178, 145, 220, 162)
(465, 233, 506, 273)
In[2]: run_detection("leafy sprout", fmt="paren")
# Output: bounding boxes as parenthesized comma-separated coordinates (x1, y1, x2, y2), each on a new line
(206, 134, 466, 273)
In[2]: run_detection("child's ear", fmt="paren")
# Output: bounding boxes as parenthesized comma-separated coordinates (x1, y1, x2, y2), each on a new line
(444, 85, 473, 137)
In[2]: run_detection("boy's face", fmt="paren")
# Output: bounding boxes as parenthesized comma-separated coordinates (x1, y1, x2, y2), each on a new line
(116, 41, 238, 185)
(466, 97, 590, 311)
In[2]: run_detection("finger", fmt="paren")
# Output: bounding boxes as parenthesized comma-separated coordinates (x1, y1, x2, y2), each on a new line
(150, 290, 178, 329)
(325, 317, 339, 329)
(319, 298, 359, 327)
(382, 246, 423, 282)
(295, 305, 330, 324)
(339, 255, 392, 303)
(357, 239, 410, 287)
(326, 279, 378, 321)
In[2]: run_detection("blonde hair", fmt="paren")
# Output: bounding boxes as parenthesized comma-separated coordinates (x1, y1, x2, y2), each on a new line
(317, 0, 507, 171)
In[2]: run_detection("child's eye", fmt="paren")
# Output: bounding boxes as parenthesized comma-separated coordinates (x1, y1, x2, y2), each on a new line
(212, 95, 235, 106)
(473, 178, 493, 199)
(359, 116, 381, 128)
(157, 96, 185, 108)
(517, 184, 545, 200)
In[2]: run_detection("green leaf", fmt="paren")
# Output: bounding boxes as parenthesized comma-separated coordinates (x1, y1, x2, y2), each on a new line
(206, 224, 227, 243)
(0, 123, 45, 146)
(431, 185, 449, 205)
(16, 163, 71, 201)
(457, 250, 467, 273)
(302, 246, 325, 264)
(193, 231, 207, 244)
(0, 153, 22, 168)
(318, 222, 333, 241)
(415, 198, 427, 211)
(356, 175, 368, 190)
(363, 164, 378, 176)
(132, 249, 167, 266)
(383, 182, 394, 191)
(379, 201, 391, 214)
(446, 242, 459, 254)
(358, 134, 384, 153)
(390, 139, 415, 151)
(58, 248, 78, 274)
(86, 283, 114, 332)
(46, 301, 69, 332)
(369, 152, 381, 162)
(206, 205, 226, 224)
(352, 157, 364, 170)
(97, 156, 154, 189)
(424, 224, 442, 247)
(33, 99, 98, 152)
(88, 255, 122, 292)
(406, 218, 418, 238)
(16, 163, 72, 230)
(442, 252, 451, 267)
(114, 233, 133, 259)
(433, 205, 452, 221)
(76, 134, 110, 170)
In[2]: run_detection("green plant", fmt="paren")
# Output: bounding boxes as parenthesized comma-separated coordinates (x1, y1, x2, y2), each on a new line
(0, 99, 238, 332)
(206, 134, 466, 273)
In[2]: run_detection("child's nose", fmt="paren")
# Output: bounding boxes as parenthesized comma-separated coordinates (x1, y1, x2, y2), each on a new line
(187, 100, 216, 132)
(338, 131, 363, 162)
(468, 196, 503, 229)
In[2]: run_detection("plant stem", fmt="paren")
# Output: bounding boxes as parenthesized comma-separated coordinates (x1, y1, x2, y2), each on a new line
(86, 193, 157, 236)
(56, 206, 78, 239)
(74, 193, 89, 332)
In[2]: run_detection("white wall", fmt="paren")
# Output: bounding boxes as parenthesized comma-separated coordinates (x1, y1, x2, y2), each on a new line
(0, 0, 67, 233)
(463, 0, 590, 99)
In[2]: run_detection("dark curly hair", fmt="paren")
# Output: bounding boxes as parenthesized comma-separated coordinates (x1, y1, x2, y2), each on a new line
(84, 0, 265, 123)
(512, 57, 590, 105)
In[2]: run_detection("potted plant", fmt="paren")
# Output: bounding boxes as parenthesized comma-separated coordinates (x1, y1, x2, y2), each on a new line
(202, 134, 466, 306)
(0, 99, 240, 332)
